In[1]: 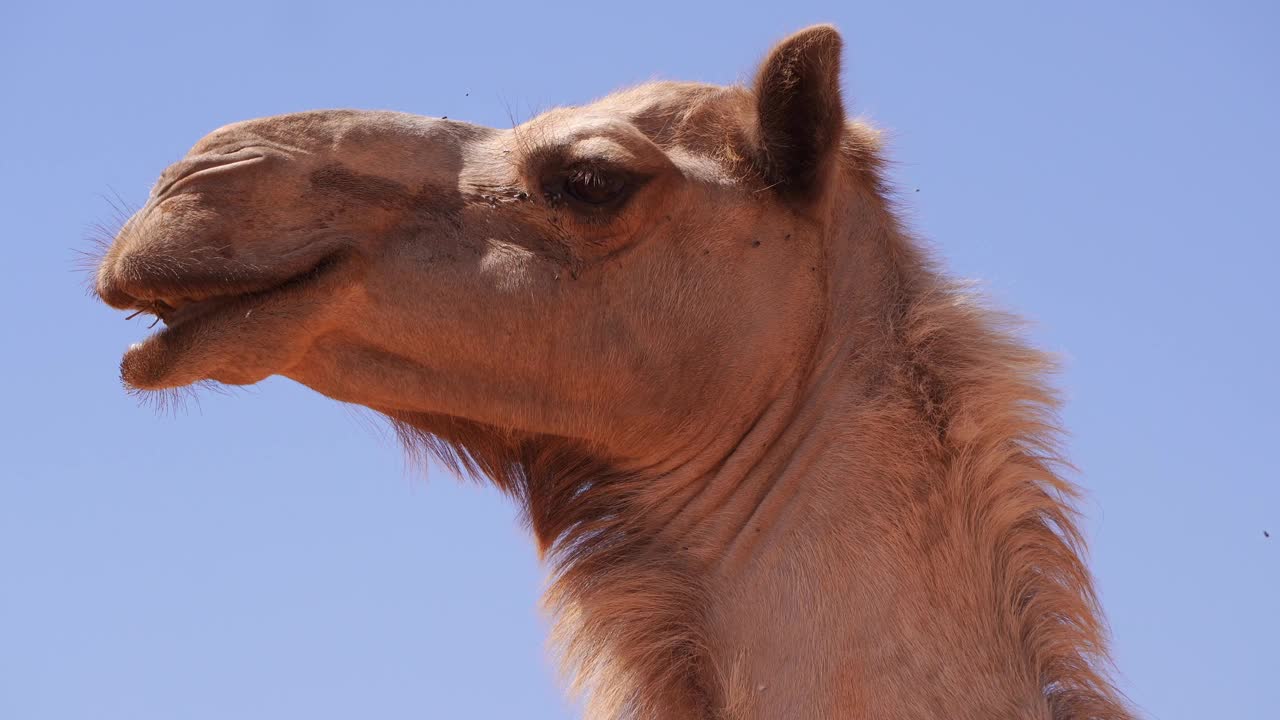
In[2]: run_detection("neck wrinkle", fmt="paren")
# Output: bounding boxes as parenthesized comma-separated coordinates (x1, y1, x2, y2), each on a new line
(647, 195, 889, 573)
(709, 321, 872, 572)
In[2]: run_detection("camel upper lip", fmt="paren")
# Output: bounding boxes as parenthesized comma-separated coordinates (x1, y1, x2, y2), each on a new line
(119, 253, 343, 332)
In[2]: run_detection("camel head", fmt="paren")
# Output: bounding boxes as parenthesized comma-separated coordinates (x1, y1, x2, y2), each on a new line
(94, 27, 1135, 717)
(97, 27, 851, 465)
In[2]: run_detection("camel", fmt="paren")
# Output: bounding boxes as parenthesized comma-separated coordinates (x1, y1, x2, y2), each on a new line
(93, 25, 1132, 719)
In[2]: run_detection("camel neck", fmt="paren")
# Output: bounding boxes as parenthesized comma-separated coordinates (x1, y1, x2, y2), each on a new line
(638, 348, 1051, 718)
(614, 210, 1064, 717)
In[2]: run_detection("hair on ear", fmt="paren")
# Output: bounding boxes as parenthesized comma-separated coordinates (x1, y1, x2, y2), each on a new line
(753, 25, 847, 197)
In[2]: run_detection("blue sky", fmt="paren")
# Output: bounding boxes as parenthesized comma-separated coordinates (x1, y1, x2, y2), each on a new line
(2, 1, 1276, 718)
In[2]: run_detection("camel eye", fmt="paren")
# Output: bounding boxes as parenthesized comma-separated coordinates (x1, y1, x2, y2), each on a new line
(562, 166, 628, 206)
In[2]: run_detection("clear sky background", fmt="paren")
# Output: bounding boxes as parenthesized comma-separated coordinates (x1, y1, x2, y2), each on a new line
(2, 1, 1276, 718)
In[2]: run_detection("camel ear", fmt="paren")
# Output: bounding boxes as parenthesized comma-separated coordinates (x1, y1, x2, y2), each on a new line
(752, 25, 846, 197)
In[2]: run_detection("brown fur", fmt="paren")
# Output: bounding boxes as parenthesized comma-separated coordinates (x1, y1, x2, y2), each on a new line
(93, 26, 1132, 719)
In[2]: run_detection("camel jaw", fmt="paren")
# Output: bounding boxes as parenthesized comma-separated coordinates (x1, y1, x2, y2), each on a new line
(117, 255, 347, 390)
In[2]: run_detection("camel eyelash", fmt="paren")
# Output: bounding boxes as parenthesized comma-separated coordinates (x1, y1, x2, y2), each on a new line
(540, 162, 648, 218)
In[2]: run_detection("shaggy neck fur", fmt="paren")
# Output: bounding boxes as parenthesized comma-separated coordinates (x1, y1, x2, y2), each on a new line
(390, 134, 1131, 720)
